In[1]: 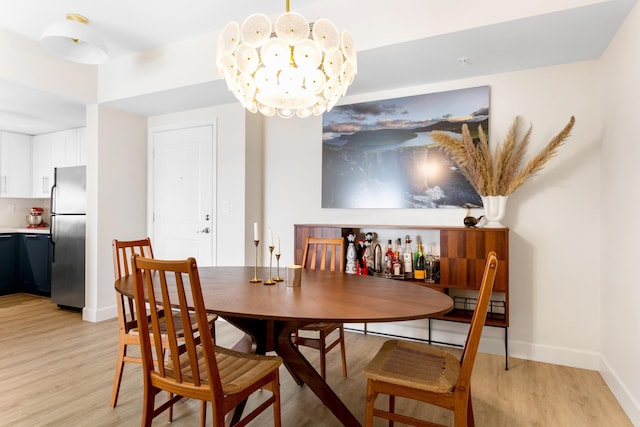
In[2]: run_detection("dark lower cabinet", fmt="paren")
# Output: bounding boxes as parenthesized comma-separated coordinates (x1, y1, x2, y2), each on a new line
(0, 234, 17, 294)
(19, 234, 52, 295)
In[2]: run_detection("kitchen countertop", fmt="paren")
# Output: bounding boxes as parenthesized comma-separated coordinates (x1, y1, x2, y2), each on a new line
(0, 226, 50, 234)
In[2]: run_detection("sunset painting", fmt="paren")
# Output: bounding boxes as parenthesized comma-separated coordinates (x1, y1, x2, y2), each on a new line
(321, 86, 490, 209)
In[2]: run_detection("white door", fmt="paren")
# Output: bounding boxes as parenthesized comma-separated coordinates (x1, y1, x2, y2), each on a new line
(152, 125, 215, 265)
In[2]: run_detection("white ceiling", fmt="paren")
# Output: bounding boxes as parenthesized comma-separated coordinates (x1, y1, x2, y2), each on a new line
(0, 0, 636, 134)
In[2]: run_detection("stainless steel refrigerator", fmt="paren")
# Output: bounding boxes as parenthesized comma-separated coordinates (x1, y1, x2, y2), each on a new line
(50, 165, 86, 309)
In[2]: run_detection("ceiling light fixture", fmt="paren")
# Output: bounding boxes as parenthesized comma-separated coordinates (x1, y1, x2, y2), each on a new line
(41, 13, 109, 65)
(216, 0, 357, 118)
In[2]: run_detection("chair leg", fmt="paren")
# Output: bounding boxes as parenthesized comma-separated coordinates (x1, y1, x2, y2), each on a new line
(272, 375, 282, 427)
(319, 330, 327, 381)
(200, 400, 207, 427)
(110, 340, 127, 408)
(388, 394, 395, 427)
(338, 325, 348, 378)
(365, 380, 377, 427)
(142, 387, 156, 427)
(453, 390, 469, 427)
(467, 387, 475, 427)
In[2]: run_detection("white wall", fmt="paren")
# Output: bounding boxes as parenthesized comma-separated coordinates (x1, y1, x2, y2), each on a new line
(84, 105, 147, 322)
(599, 1, 640, 424)
(263, 61, 601, 369)
(0, 28, 96, 103)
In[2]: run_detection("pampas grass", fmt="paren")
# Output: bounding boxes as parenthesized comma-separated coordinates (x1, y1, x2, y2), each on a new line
(430, 116, 575, 196)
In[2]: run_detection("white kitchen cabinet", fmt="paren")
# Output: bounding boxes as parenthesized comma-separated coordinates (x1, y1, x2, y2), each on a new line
(31, 133, 53, 197)
(0, 131, 32, 198)
(31, 128, 86, 197)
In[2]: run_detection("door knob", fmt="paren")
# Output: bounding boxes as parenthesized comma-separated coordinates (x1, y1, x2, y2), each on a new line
(197, 227, 210, 234)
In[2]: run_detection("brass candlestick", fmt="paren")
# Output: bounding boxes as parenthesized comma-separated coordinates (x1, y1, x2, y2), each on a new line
(250, 240, 261, 283)
(274, 253, 283, 282)
(264, 245, 276, 285)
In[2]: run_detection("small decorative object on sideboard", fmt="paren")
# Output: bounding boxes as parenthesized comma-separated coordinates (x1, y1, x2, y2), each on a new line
(463, 207, 484, 228)
(345, 232, 357, 274)
(432, 116, 576, 228)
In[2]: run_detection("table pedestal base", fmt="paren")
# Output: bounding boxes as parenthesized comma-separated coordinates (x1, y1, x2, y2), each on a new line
(224, 316, 360, 427)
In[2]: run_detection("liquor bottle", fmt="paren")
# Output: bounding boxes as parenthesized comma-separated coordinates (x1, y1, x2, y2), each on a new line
(345, 232, 357, 274)
(425, 243, 440, 283)
(403, 235, 413, 276)
(392, 238, 403, 276)
(414, 242, 426, 280)
(384, 239, 394, 275)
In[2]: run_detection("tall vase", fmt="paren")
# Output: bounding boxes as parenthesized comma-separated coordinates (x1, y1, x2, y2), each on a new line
(481, 195, 508, 228)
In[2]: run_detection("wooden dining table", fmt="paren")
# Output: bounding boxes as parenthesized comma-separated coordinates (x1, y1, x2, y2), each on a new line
(115, 266, 453, 426)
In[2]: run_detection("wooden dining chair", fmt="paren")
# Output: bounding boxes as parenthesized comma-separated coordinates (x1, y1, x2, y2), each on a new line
(109, 238, 217, 409)
(292, 236, 348, 380)
(131, 255, 282, 427)
(363, 251, 499, 427)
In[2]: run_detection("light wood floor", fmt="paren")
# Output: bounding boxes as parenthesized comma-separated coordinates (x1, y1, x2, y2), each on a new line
(0, 293, 632, 426)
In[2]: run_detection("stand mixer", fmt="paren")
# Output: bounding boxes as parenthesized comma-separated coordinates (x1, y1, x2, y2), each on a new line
(27, 207, 46, 228)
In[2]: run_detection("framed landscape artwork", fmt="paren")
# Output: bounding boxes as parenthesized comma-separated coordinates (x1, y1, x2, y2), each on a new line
(321, 85, 489, 209)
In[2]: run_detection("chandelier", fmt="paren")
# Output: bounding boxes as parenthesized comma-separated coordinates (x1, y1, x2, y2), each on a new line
(216, 1, 357, 118)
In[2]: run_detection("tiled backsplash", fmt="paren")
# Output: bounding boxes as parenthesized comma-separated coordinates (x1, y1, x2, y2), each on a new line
(0, 198, 50, 227)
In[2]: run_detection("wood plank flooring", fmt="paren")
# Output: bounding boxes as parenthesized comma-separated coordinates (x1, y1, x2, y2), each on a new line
(0, 293, 632, 426)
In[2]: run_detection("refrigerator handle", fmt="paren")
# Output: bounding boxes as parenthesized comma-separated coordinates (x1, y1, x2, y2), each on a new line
(50, 179, 57, 214)
(50, 214, 56, 263)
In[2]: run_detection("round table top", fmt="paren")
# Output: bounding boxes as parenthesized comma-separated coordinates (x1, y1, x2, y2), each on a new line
(115, 266, 453, 324)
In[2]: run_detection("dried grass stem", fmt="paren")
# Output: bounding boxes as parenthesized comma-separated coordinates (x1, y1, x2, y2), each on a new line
(431, 116, 575, 196)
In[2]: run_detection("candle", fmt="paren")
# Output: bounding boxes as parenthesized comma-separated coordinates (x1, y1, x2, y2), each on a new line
(253, 222, 259, 241)
(277, 237, 281, 255)
(268, 228, 273, 247)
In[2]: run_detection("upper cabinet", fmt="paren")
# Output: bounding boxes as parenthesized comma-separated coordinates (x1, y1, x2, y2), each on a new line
(31, 128, 86, 198)
(0, 127, 86, 198)
(31, 133, 52, 197)
(0, 132, 32, 198)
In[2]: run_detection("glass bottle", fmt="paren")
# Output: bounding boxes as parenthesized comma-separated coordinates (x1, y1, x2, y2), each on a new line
(384, 239, 394, 275)
(413, 242, 426, 280)
(392, 238, 403, 276)
(425, 242, 440, 283)
(403, 235, 413, 276)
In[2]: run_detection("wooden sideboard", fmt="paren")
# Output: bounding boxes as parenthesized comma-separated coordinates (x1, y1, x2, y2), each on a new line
(294, 223, 510, 367)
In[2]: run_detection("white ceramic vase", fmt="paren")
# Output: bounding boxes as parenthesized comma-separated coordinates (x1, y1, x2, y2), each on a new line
(481, 195, 509, 228)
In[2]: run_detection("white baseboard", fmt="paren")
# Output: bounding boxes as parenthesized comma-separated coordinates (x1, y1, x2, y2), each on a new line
(82, 304, 117, 322)
(507, 340, 601, 370)
(600, 357, 640, 426)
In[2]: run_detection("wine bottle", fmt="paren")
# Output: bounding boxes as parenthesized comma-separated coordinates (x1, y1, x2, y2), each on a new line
(414, 242, 425, 280)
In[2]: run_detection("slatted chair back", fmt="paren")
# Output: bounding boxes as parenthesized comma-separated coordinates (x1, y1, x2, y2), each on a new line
(112, 238, 154, 333)
(363, 251, 499, 426)
(131, 255, 282, 426)
(133, 256, 221, 392)
(296, 236, 348, 380)
(302, 236, 345, 272)
(110, 238, 155, 408)
(457, 250, 499, 390)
